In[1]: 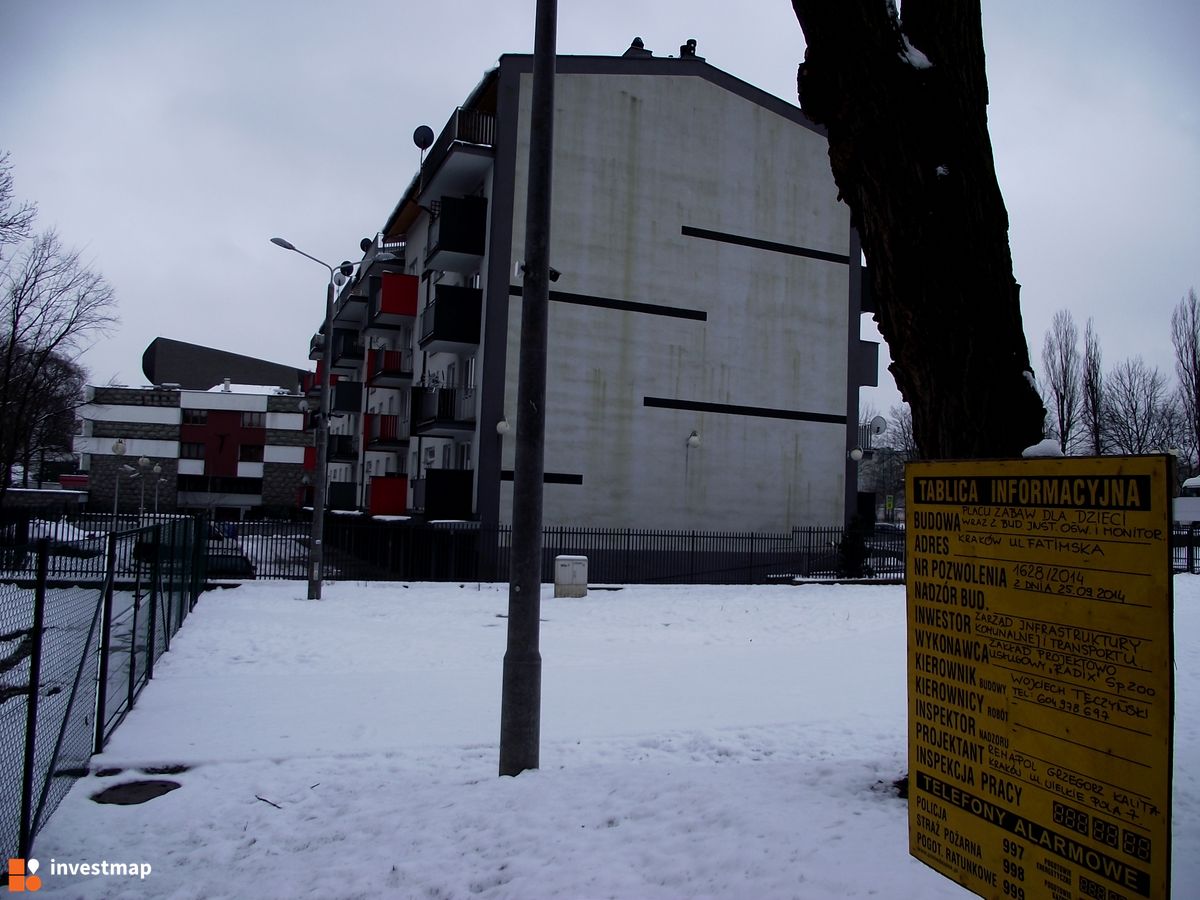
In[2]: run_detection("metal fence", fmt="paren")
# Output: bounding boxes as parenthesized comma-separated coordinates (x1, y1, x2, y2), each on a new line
(0, 522, 206, 865)
(228, 518, 908, 584)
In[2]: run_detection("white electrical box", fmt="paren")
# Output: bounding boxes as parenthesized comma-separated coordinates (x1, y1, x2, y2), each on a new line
(553, 555, 588, 598)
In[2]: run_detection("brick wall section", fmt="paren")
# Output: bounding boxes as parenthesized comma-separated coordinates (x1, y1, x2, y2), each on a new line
(88, 455, 180, 513)
(267, 394, 306, 413)
(265, 429, 312, 448)
(262, 462, 306, 509)
(92, 421, 178, 440)
(91, 387, 180, 407)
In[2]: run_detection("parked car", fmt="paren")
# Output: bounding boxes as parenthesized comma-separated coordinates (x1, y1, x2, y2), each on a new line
(204, 525, 256, 578)
(26, 519, 106, 558)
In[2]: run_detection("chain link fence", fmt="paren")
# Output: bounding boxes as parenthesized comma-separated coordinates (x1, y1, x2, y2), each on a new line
(1, 521, 206, 869)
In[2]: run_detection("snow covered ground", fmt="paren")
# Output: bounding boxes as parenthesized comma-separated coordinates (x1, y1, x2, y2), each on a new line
(29, 578, 1200, 899)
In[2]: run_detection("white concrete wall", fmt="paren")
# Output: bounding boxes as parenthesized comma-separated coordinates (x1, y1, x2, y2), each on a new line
(77, 403, 181, 425)
(180, 391, 267, 411)
(499, 71, 851, 531)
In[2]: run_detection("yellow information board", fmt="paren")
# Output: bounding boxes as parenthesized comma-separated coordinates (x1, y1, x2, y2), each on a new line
(906, 456, 1173, 900)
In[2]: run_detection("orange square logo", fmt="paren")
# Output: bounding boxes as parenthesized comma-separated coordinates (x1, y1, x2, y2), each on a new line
(7, 859, 41, 892)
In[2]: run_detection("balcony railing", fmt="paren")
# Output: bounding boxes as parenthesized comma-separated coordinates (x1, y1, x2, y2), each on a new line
(368, 413, 410, 446)
(369, 348, 414, 383)
(411, 386, 476, 434)
(421, 108, 496, 194)
(328, 434, 358, 461)
(417, 285, 482, 354)
(369, 272, 418, 325)
(425, 196, 487, 272)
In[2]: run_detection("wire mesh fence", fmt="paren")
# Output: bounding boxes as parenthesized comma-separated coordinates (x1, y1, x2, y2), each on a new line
(1, 522, 206, 867)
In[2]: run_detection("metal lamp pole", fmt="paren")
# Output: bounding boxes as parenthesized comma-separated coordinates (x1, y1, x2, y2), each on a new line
(271, 238, 397, 599)
(110, 439, 127, 528)
(272, 237, 337, 600)
(137, 456, 151, 520)
(500, 0, 557, 777)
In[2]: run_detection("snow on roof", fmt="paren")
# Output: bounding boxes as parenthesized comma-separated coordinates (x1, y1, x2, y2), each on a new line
(204, 383, 294, 395)
(1022, 438, 1064, 458)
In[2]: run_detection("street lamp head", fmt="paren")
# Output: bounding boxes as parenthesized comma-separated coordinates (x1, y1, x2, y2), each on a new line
(270, 237, 296, 251)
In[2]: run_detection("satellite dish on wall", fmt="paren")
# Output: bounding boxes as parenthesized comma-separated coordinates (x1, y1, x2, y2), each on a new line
(413, 125, 435, 150)
(870, 415, 888, 436)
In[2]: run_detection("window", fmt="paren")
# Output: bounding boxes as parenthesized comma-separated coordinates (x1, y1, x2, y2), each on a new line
(181, 442, 205, 459)
(238, 444, 264, 462)
(241, 411, 265, 428)
(183, 409, 207, 425)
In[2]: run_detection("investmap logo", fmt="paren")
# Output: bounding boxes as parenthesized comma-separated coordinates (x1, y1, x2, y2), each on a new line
(6, 859, 41, 892)
(7, 857, 152, 890)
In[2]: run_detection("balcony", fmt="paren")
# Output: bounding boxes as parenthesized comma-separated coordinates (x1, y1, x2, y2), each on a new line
(368, 474, 408, 517)
(420, 107, 496, 201)
(368, 348, 414, 387)
(410, 469, 474, 519)
(411, 386, 476, 436)
(328, 434, 358, 461)
(369, 273, 418, 327)
(418, 285, 481, 355)
(308, 332, 324, 361)
(330, 329, 365, 374)
(332, 380, 362, 415)
(327, 481, 357, 511)
(425, 196, 487, 273)
(366, 413, 410, 448)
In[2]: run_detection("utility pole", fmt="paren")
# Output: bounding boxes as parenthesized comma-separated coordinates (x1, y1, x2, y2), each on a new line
(499, 0, 556, 777)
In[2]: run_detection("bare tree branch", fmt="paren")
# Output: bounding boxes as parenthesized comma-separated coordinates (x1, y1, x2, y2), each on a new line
(0, 151, 37, 253)
(1103, 358, 1182, 455)
(1041, 309, 1081, 454)
(1, 230, 117, 499)
(1081, 318, 1105, 454)
(1171, 287, 1200, 469)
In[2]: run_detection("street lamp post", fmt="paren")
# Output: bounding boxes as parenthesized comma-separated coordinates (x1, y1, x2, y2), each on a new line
(137, 456, 151, 520)
(270, 238, 396, 599)
(153, 464, 164, 514)
(110, 439, 127, 528)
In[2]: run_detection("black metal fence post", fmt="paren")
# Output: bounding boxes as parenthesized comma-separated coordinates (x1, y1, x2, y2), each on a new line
(146, 524, 162, 682)
(18, 540, 49, 860)
(94, 532, 118, 754)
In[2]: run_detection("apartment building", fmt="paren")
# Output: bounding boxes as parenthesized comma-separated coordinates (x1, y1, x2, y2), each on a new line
(308, 39, 878, 530)
(74, 383, 309, 518)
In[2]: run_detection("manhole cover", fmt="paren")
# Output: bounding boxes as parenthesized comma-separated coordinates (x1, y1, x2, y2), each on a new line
(90, 779, 181, 805)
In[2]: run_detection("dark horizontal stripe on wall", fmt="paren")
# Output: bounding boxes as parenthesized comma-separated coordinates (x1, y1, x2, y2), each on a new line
(681, 226, 850, 265)
(509, 285, 706, 322)
(644, 396, 846, 425)
(501, 470, 584, 485)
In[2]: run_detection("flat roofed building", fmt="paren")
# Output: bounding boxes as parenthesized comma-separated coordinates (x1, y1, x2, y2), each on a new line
(303, 39, 878, 529)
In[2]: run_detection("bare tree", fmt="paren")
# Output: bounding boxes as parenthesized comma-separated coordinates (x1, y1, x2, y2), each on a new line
(14, 351, 86, 486)
(789, 0, 1044, 458)
(886, 402, 919, 459)
(0, 151, 36, 254)
(1171, 287, 1200, 469)
(1102, 358, 1182, 456)
(2, 231, 117, 501)
(1041, 309, 1081, 454)
(1081, 318, 1105, 454)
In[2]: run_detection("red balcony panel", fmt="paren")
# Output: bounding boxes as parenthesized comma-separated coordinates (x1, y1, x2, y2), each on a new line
(369, 475, 408, 516)
(381, 273, 418, 317)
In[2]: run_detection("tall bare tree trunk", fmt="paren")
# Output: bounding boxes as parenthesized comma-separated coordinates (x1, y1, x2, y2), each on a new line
(791, 0, 1044, 458)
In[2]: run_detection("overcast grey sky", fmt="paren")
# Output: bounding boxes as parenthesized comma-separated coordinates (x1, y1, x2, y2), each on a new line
(1, 1, 1197, 418)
